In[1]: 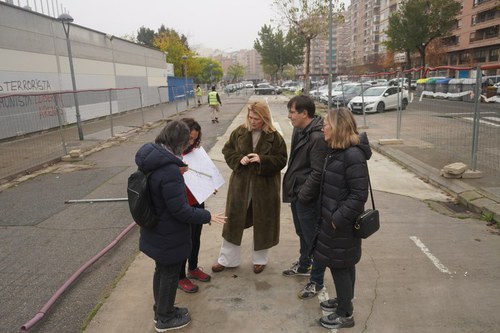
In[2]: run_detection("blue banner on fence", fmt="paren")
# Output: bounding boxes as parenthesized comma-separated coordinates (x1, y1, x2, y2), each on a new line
(167, 77, 193, 102)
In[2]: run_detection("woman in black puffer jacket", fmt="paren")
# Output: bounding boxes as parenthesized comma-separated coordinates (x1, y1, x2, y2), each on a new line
(135, 120, 225, 332)
(313, 108, 372, 330)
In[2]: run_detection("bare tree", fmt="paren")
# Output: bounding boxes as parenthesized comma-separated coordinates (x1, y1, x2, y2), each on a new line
(274, 0, 342, 93)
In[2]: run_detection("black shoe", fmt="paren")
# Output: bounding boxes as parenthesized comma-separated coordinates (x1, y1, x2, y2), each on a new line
(320, 298, 338, 312)
(154, 307, 189, 324)
(155, 313, 191, 332)
(319, 313, 354, 329)
(282, 261, 311, 277)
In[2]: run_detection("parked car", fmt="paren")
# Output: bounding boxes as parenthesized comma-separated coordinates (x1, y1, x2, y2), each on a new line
(255, 83, 282, 95)
(319, 82, 356, 104)
(311, 82, 341, 100)
(245, 83, 254, 89)
(388, 78, 416, 90)
(348, 86, 409, 113)
(331, 84, 371, 107)
(224, 84, 237, 93)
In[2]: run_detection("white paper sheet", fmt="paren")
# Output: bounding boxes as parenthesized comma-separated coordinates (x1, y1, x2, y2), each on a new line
(182, 147, 225, 203)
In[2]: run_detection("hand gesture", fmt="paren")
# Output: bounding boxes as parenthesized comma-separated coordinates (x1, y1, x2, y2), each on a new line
(247, 153, 260, 164)
(210, 212, 226, 225)
(240, 155, 250, 165)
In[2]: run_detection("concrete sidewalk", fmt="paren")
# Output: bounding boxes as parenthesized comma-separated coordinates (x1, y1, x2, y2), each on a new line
(83, 97, 475, 333)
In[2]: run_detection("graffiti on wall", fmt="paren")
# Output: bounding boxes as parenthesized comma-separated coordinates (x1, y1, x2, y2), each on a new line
(0, 79, 52, 92)
(0, 93, 62, 119)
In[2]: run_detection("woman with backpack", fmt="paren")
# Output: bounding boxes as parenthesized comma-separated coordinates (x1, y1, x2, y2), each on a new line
(134, 120, 225, 332)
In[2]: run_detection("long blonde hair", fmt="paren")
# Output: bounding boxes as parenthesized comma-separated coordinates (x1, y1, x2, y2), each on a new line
(244, 101, 276, 133)
(324, 108, 360, 149)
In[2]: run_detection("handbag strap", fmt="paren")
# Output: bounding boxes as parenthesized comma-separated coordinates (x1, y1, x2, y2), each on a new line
(367, 165, 376, 210)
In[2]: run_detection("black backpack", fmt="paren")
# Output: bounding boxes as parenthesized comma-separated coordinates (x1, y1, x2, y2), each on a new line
(127, 169, 159, 230)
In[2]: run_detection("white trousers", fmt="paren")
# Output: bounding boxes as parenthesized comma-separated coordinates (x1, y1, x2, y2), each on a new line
(217, 239, 269, 267)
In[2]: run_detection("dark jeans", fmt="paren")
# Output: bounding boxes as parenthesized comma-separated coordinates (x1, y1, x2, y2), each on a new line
(290, 199, 324, 286)
(179, 202, 204, 279)
(153, 261, 183, 321)
(330, 266, 356, 317)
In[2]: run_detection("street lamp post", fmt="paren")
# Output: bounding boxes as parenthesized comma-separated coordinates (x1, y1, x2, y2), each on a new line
(182, 55, 189, 107)
(57, 13, 84, 140)
(208, 63, 214, 87)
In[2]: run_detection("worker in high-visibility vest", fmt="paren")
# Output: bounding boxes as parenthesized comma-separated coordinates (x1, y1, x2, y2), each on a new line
(195, 84, 203, 107)
(208, 86, 222, 123)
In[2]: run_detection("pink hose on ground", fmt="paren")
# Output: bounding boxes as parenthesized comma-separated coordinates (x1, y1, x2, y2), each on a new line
(20, 222, 137, 331)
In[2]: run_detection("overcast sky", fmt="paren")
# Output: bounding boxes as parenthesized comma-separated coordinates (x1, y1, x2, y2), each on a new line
(56, 0, 278, 51)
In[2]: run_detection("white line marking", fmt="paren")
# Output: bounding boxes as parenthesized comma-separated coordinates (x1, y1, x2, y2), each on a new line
(462, 117, 500, 127)
(410, 236, 452, 275)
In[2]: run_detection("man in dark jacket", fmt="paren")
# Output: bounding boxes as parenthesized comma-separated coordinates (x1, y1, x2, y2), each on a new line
(282, 95, 328, 299)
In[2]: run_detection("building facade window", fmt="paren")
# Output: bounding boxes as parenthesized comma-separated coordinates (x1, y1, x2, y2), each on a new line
(489, 48, 499, 61)
(473, 50, 487, 62)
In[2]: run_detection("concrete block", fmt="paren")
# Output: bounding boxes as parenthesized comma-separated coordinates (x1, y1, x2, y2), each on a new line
(462, 169, 483, 179)
(61, 155, 83, 162)
(378, 138, 404, 145)
(69, 149, 82, 158)
(440, 169, 462, 178)
(443, 162, 468, 175)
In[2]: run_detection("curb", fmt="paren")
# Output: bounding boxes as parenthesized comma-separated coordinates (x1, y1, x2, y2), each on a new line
(372, 143, 500, 224)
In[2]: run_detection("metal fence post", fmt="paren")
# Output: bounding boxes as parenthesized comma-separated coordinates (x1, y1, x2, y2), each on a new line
(360, 80, 367, 128)
(53, 93, 68, 155)
(108, 89, 114, 137)
(470, 66, 482, 171)
(174, 86, 179, 116)
(138, 87, 145, 126)
(157, 87, 165, 119)
(396, 71, 402, 140)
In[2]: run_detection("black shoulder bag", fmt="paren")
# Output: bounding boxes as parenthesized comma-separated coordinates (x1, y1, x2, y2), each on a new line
(354, 166, 380, 239)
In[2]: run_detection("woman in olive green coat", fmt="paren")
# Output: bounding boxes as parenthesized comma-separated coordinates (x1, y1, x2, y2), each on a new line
(212, 101, 287, 274)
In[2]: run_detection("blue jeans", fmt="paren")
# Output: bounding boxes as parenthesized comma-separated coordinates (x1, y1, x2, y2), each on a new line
(153, 261, 183, 321)
(290, 199, 324, 287)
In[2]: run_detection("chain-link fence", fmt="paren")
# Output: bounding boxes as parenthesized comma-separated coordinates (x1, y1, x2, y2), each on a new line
(315, 65, 500, 177)
(0, 87, 175, 181)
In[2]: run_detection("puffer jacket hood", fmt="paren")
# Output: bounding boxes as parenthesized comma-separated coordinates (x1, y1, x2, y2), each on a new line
(357, 132, 372, 161)
(135, 143, 186, 173)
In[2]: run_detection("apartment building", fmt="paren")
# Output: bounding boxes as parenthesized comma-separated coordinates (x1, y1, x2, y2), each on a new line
(344, 0, 382, 70)
(337, 0, 499, 75)
(443, 0, 500, 75)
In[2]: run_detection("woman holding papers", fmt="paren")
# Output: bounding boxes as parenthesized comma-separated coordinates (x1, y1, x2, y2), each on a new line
(177, 118, 213, 293)
(212, 101, 287, 274)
